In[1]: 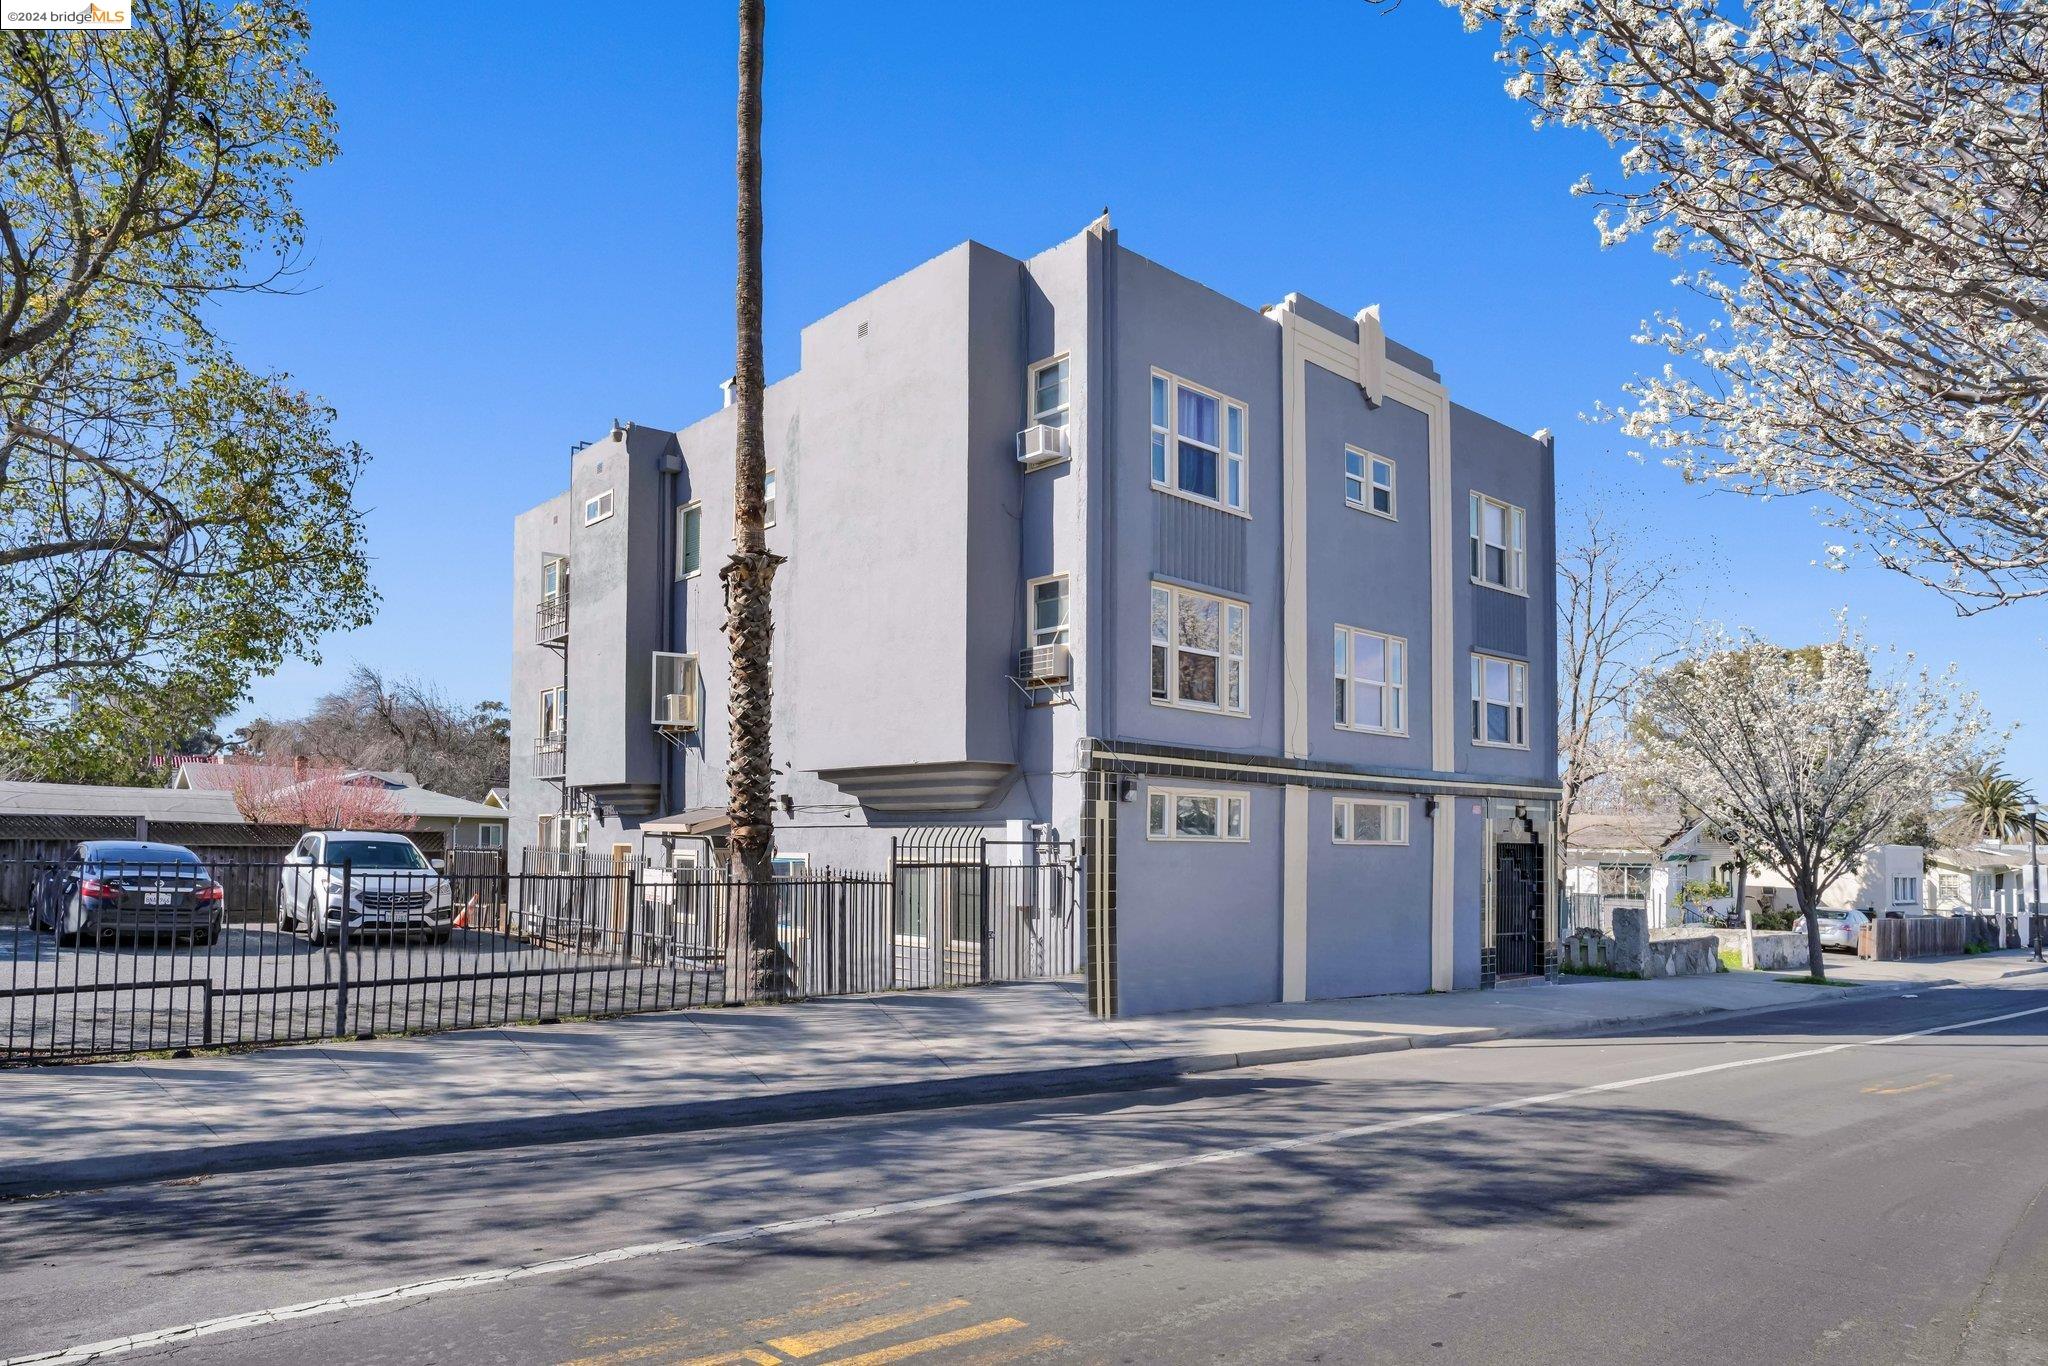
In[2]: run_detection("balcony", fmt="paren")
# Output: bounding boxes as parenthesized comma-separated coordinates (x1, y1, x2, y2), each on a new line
(534, 588, 570, 647)
(534, 733, 566, 781)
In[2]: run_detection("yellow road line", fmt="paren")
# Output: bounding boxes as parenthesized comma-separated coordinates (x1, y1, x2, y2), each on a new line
(767, 1299, 970, 1359)
(1863, 1073, 1953, 1095)
(820, 1318, 1028, 1365)
(674, 1350, 783, 1366)
(955, 1332, 1066, 1364)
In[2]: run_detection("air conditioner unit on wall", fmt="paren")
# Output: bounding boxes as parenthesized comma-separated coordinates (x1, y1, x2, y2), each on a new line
(657, 691, 698, 729)
(1016, 643, 1071, 686)
(1015, 424, 1069, 468)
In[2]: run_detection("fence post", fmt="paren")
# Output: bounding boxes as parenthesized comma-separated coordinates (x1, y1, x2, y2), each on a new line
(978, 844, 993, 986)
(333, 859, 351, 1039)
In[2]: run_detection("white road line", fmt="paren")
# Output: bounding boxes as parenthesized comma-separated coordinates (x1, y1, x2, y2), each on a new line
(12, 995, 2048, 1366)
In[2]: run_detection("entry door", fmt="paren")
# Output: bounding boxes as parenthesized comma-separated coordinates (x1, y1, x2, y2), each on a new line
(1493, 840, 1547, 978)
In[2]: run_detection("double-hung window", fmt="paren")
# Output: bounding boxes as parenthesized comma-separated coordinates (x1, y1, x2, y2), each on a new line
(1469, 493, 1527, 592)
(1335, 625, 1406, 734)
(1151, 370, 1247, 512)
(1146, 785, 1249, 842)
(1031, 356, 1069, 429)
(763, 469, 778, 528)
(1151, 582, 1248, 715)
(1029, 574, 1069, 649)
(1345, 448, 1396, 518)
(1333, 799, 1408, 845)
(675, 503, 701, 579)
(1471, 652, 1528, 748)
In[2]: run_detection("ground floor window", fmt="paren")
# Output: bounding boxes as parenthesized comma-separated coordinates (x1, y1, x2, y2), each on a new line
(772, 854, 811, 879)
(1597, 862, 1649, 898)
(1892, 875, 1919, 904)
(1146, 785, 1249, 842)
(1333, 798, 1407, 845)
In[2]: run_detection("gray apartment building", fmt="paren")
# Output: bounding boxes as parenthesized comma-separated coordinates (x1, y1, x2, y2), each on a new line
(509, 218, 1559, 1017)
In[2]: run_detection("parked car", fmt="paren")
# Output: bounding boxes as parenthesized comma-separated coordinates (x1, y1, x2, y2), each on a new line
(276, 831, 453, 945)
(1811, 908, 1872, 951)
(32, 840, 223, 945)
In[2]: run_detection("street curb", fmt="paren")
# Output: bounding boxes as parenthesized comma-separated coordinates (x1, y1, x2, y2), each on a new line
(0, 975, 1989, 1200)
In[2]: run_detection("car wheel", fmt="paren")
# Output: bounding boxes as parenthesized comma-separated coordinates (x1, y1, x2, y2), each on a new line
(304, 895, 326, 948)
(54, 896, 82, 947)
(277, 886, 296, 933)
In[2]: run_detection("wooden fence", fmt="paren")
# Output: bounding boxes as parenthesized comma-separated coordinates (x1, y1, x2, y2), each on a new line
(1859, 916, 1990, 960)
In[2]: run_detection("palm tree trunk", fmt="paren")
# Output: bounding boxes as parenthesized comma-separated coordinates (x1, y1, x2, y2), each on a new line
(723, 0, 789, 998)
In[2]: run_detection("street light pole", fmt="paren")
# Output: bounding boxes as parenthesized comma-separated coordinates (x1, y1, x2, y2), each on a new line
(2030, 812, 2043, 962)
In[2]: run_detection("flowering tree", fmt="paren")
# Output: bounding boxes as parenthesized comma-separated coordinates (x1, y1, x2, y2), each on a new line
(1630, 623, 1987, 978)
(1435, 0, 2048, 610)
(227, 763, 415, 832)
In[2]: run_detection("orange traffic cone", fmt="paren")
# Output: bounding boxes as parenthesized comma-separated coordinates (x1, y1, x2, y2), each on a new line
(454, 893, 479, 930)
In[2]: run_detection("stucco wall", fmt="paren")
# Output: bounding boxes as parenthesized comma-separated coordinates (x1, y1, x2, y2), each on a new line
(1306, 791, 1433, 998)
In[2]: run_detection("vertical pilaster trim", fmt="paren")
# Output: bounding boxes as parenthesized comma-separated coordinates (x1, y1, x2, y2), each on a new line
(1431, 797, 1457, 991)
(1283, 782, 1309, 1001)
(1277, 311, 1310, 760)
(1423, 391, 1455, 774)
(1083, 764, 1119, 1017)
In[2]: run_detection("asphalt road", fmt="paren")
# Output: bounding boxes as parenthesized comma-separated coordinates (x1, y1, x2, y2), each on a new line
(5, 980, 2048, 1365)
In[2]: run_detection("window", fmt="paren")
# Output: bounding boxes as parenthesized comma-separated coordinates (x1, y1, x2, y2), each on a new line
(1150, 370, 1247, 512)
(1028, 574, 1069, 649)
(1892, 875, 1920, 904)
(1334, 625, 1407, 734)
(772, 854, 810, 879)
(1150, 582, 1249, 715)
(764, 469, 778, 527)
(539, 685, 566, 742)
(1333, 799, 1408, 845)
(1471, 652, 1529, 748)
(583, 489, 614, 526)
(651, 652, 699, 724)
(1345, 449, 1396, 518)
(541, 554, 566, 600)
(1597, 863, 1650, 898)
(1030, 356, 1070, 429)
(676, 503, 701, 579)
(1469, 493, 1527, 592)
(477, 824, 504, 849)
(1145, 785, 1249, 842)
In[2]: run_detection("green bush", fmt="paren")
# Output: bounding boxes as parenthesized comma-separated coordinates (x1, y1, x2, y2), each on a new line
(1680, 878, 1732, 904)
(1718, 948, 1744, 972)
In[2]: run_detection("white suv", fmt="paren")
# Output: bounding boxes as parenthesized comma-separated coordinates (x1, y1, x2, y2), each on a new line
(277, 831, 454, 945)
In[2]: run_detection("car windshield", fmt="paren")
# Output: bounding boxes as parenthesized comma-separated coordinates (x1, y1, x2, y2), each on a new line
(88, 845, 201, 872)
(323, 840, 428, 870)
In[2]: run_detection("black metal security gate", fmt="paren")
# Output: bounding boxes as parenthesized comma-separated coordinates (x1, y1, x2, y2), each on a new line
(888, 832, 1080, 989)
(1491, 839, 1547, 980)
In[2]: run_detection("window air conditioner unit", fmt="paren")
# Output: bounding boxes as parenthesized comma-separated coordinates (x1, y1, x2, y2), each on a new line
(658, 691, 698, 730)
(1015, 424, 1069, 468)
(1016, 643, 1071, 686)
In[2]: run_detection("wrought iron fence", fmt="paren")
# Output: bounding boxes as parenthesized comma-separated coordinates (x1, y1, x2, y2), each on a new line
(1, 849, 1078, 1063)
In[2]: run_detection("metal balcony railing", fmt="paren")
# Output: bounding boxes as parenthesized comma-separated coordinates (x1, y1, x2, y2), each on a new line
(535, 588, 570, 646)
(534, 733, 566, 780)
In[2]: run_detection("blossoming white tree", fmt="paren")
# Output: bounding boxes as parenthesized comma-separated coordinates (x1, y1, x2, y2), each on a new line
(1630, 622, 1987, 979)
(1436, 0, 2048, 609)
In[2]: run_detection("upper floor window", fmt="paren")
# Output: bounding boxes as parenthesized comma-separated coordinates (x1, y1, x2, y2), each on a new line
(1151, 370, 1247, 512)
(1031, 356, 1070, 429)
(1471, 652, 1528, 749)
(541, 554, 566, 600)
(538, 685, 566, 741)
(651, 652, 700, 727)
(583, 489, 614, 526)
(1335, 625, 1407, 734)
(764, 469, 778, 528)
(1029, 574, 1069, 649)
(676, 503, 701, 579)
(1151, 582, 1248, 716)
(1345, 449, 1396, 519)
(1469, 492, 1527, 592)
(1333, 799, 1408, 846)
(1146, 785, 1249, 842)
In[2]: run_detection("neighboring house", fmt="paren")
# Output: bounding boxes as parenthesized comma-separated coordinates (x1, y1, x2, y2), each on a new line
(510, 219, 1560, 1016)
(1561, 810, 1690, 929)
(168, 761, 508, 850)
(1581, 814, 1928, 925)
(1927, 845, 2046, 916)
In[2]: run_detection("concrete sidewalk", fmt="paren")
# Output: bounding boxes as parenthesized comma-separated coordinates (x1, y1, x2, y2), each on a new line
(4, 951, 2042, 1198)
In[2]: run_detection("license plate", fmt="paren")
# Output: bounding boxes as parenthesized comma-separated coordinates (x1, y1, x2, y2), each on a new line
(144, 891, 172, 907)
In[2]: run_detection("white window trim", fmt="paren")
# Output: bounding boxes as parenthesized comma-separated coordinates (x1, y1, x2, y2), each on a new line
(650, 651, 700, 724)
(1026, 573, 1070, 650)
(676, 502, 702, 580)
(538, 685, 565, 742)
(1344, 447, 1397, 521)
(1333, 798, 1410, 846)
(583, 489, 615, 526)
(1150, 369, 1249, 516)
(1144, 784, 1251, 843)
(1150, 581, 1251, 717)
(1468, 491, 1528, 596)
(1892, 875, 1919, 904)
(1334, 624, 1408, 737)
(1029, 353, 1071, 429)
(1470, 651, 1530, 750)
(763, 469, 778, 528)
(772, 853, 811, 878)
(541, 554, 567, 600)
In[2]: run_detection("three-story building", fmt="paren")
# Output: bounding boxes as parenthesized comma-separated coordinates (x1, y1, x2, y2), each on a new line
(510, 218, 1559, 1016)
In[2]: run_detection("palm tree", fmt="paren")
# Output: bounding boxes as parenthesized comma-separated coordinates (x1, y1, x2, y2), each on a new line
(722, 0, 790, 996)
(1948, 762, 2044, 845)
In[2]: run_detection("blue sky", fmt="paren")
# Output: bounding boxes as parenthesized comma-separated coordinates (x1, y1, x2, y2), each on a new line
(216, 0, 2048, 786)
